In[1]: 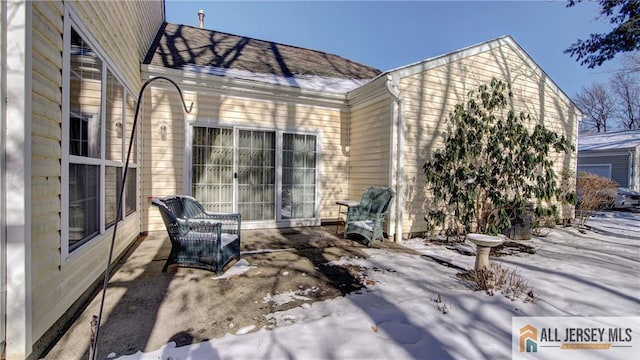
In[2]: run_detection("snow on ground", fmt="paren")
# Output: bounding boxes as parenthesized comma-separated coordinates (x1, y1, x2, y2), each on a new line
(116, 212, 640, 360)
(210, 259, 255, 280)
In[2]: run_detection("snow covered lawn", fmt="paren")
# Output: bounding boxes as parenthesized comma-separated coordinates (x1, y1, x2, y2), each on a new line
(116, 212, 640, 359)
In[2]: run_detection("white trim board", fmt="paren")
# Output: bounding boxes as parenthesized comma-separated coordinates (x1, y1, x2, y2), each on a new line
(577, 163, 613, 179)
(4, 1, 33, 358)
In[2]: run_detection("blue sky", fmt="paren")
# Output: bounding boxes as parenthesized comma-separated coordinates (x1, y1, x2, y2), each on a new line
(164, 0, 624, 98)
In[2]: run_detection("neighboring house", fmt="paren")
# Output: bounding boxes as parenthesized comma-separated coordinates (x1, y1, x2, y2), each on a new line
(578, 129, 640, 190)
(1, 1, 579, 359)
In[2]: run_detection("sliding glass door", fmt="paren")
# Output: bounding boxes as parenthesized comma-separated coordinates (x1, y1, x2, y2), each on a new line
(191, 126, 317, 226)
(282, 133, 316, 219)
(192, 127, 234, 213)
(237, 130, 276, 221)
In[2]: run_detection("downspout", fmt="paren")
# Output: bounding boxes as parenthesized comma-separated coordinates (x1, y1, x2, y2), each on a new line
(386, 74, 405, 242)
(630, 148, 636, 190)
(345, 96, 351, 201)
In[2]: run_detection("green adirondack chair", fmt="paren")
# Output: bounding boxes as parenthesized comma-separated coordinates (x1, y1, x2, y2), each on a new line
(152, 195, 241, 275)
(343, 186, 395, 247)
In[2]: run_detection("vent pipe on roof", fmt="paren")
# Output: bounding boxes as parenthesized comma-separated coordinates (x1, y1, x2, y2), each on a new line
(198, 9, 205, 28)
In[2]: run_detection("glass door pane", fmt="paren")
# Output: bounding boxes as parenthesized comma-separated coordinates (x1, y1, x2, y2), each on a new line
(282, 133, 316, 219)
(192, 127, 234, 213)
(237, 130, 276, 221)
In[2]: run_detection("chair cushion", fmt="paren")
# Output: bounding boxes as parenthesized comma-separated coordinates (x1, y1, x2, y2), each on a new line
(221, 233, 239, 247)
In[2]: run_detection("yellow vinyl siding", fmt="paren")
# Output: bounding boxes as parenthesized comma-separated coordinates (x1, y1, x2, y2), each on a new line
(399, 44, 578, 235)
(30, 219, 139, 340)
(30, 0, 65, 343)
(66, 0, 163, 90)
(348, 98, 393, 196)
(30, 220, 137, 333)
(142, 89, 187, 228)
(29, 0, 163, 347)
(143, 88, 349, 231)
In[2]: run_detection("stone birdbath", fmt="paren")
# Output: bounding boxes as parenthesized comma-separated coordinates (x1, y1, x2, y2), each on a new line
(467, 233, 504, 270)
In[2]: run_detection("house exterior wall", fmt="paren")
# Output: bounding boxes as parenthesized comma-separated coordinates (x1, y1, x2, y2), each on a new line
(398, 41, 579, 236)
(30, 1, 64, 347)
(343, 76, 396, 237)
(142, 82, 350, 231)
(578, 151, 632, 189)
(25, 1, 163, 357)
(65, 0, 163, 90)
(347, 97, 394, 198)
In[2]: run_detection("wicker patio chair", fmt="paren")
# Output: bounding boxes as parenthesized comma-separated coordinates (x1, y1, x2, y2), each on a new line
(343, 186, 395, 247)
(152, 195, 241, 275)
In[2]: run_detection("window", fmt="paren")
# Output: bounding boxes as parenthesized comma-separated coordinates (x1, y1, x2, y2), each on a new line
(577, 164, 612, 179)
(69, 164, 100, 245)
(63, 18, 138, 255)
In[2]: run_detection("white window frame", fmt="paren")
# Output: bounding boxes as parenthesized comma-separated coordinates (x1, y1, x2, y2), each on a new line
(61, 6, 139, 264)
(577, 163, 612, 179)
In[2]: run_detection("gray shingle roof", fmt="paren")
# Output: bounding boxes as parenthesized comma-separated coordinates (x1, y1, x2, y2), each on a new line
(144, 23, 382, 80)
(579, 129, 640, 151)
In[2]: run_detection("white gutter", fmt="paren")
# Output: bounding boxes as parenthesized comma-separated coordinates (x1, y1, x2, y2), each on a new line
(385, 74, 405, 242)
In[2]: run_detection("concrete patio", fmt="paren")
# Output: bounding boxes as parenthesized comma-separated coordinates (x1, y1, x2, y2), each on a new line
(42, 225, 416, 359)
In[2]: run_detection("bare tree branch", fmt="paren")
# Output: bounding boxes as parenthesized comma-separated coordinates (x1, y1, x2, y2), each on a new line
(611, 72, 640, 129)
(620, 51, 640, 73)
(574, 84, 616, 132)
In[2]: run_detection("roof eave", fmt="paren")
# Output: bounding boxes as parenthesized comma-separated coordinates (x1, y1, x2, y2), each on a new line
(142, 64, 351, 107)
(345, 75, 392, 108)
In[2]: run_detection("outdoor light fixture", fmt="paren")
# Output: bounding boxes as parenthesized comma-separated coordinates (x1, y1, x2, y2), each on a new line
(115, 121, 122, 138)
(159, 124, 168, 140)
